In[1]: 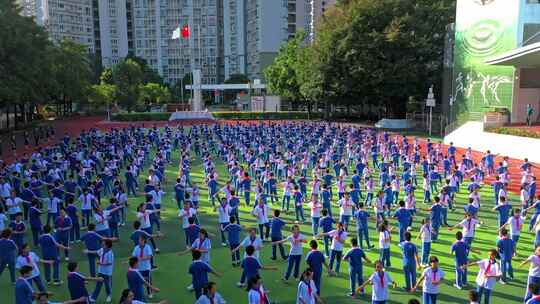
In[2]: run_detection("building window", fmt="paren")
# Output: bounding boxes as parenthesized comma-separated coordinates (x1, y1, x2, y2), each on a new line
(524, 23, 540, 45)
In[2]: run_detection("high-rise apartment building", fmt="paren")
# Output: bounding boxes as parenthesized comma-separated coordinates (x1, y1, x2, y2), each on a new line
(223, 0, 309, 81)
(309, 0, 336, 40)
(18, 0, 96, 52)
(130, 0, 222, 84)
(223, 0, 246, 79)
(96, 0, 130, 66)
(18, 0, 311, 84)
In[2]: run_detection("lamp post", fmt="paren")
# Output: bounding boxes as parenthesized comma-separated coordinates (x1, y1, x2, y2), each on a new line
(426, 85, 436, 136)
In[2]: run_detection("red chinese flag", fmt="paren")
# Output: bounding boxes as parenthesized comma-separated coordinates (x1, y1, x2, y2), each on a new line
(181, 25, 190, 39)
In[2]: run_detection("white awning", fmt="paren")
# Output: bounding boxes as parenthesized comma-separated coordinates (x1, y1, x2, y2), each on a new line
(485, 41, 540, 68)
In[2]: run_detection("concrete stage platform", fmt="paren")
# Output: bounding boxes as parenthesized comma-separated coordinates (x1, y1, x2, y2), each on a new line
(444, 121, 540, 163)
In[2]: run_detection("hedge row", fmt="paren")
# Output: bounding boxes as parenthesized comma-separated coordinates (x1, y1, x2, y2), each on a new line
(485, 127, 540, 139)
(112, 112, 171, 121)
(112, 111, 322, 121)
(212, 111, 322, 120)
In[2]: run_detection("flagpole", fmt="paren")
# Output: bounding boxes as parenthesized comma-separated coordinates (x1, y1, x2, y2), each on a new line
(189, 1, 194, 108)
(198, 23, 201, 106)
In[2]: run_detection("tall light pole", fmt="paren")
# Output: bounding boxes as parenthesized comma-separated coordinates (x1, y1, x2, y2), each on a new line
(426, 85, 436, 136)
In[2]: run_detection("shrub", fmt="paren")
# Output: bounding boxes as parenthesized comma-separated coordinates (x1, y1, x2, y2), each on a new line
(485, 127, 540, 139)
(212, 111, 323, 120)
(111, 111, 323, 121)
(112, 112, 171, 121)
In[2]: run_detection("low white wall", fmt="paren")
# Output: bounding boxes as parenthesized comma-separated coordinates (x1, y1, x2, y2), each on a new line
(444, 121, 540, 163)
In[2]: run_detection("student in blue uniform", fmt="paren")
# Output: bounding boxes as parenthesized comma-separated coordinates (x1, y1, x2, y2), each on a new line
(318, 209, 335, 258)
(451, 231, 469, 289)
(54, 207, 72, 261)
(28, 200, 43, 247)
(127, 257, 160, 302)
(188, 250, 221, 300)
(393, 200, 413, 243)
(106, 198, 122, 238)
(81, 223, 104, 277)
(493, 197, 512, 228)
(15, 265, 35, 304)
(269, 209, 288, 261)
(0, 229, 18, 284)
(305, 240, 328, 296)
(400, 232, 420, 292)
(354, 203, 374, 249)
(343, 238, 372, 297)
(426, 198, 442, 241)
(222, 216, 242, 266)
(237, 245, 277, 288)
(39, 225, 70, 285)
(10, 213, 27, 248)
(497, 228, 515, 283)
(65, 198, 80, 243)
(67, 262, 102, 303)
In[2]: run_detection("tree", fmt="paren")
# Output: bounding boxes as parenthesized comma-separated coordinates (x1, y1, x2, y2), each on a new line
(267, 0, 455, 119)
(112, 59, 144, 112)
(126, 54, 164, 84)
(88, 83, 117, 108)
(264, 31, 308, 110)
(49, 39, 92, 115)
(138, 83, 171, 108)
(100, 68, 114, 85)
(313, 0, 455, 117)
(0, 0, 54, 125)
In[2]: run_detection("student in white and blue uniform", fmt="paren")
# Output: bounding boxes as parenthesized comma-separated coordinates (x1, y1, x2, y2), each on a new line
(412, 256, 444, 304)
(90, 239, 114, 302)
(132, 236, 154, 299)
(15, 243, 48, 292)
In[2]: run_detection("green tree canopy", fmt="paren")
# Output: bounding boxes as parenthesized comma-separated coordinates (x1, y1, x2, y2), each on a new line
(139, 83, 171, 107)
(0, 0, 53, 106)
(88, 83, 117, 108)
(49, 40, 92, 106)
(126, 54, 164, 84)
(112, 58, 144, 112)
(265, 0, 455, 118)
(264, 31, 307, 108)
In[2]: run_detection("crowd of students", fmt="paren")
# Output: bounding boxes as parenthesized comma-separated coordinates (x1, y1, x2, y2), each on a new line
(1, 121, 540, 304)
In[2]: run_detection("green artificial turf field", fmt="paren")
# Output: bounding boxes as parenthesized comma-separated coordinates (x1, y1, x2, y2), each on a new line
(1, 128, 530, 304)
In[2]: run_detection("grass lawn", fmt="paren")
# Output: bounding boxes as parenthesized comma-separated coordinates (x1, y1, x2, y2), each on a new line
(1, 127, 531, 304)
